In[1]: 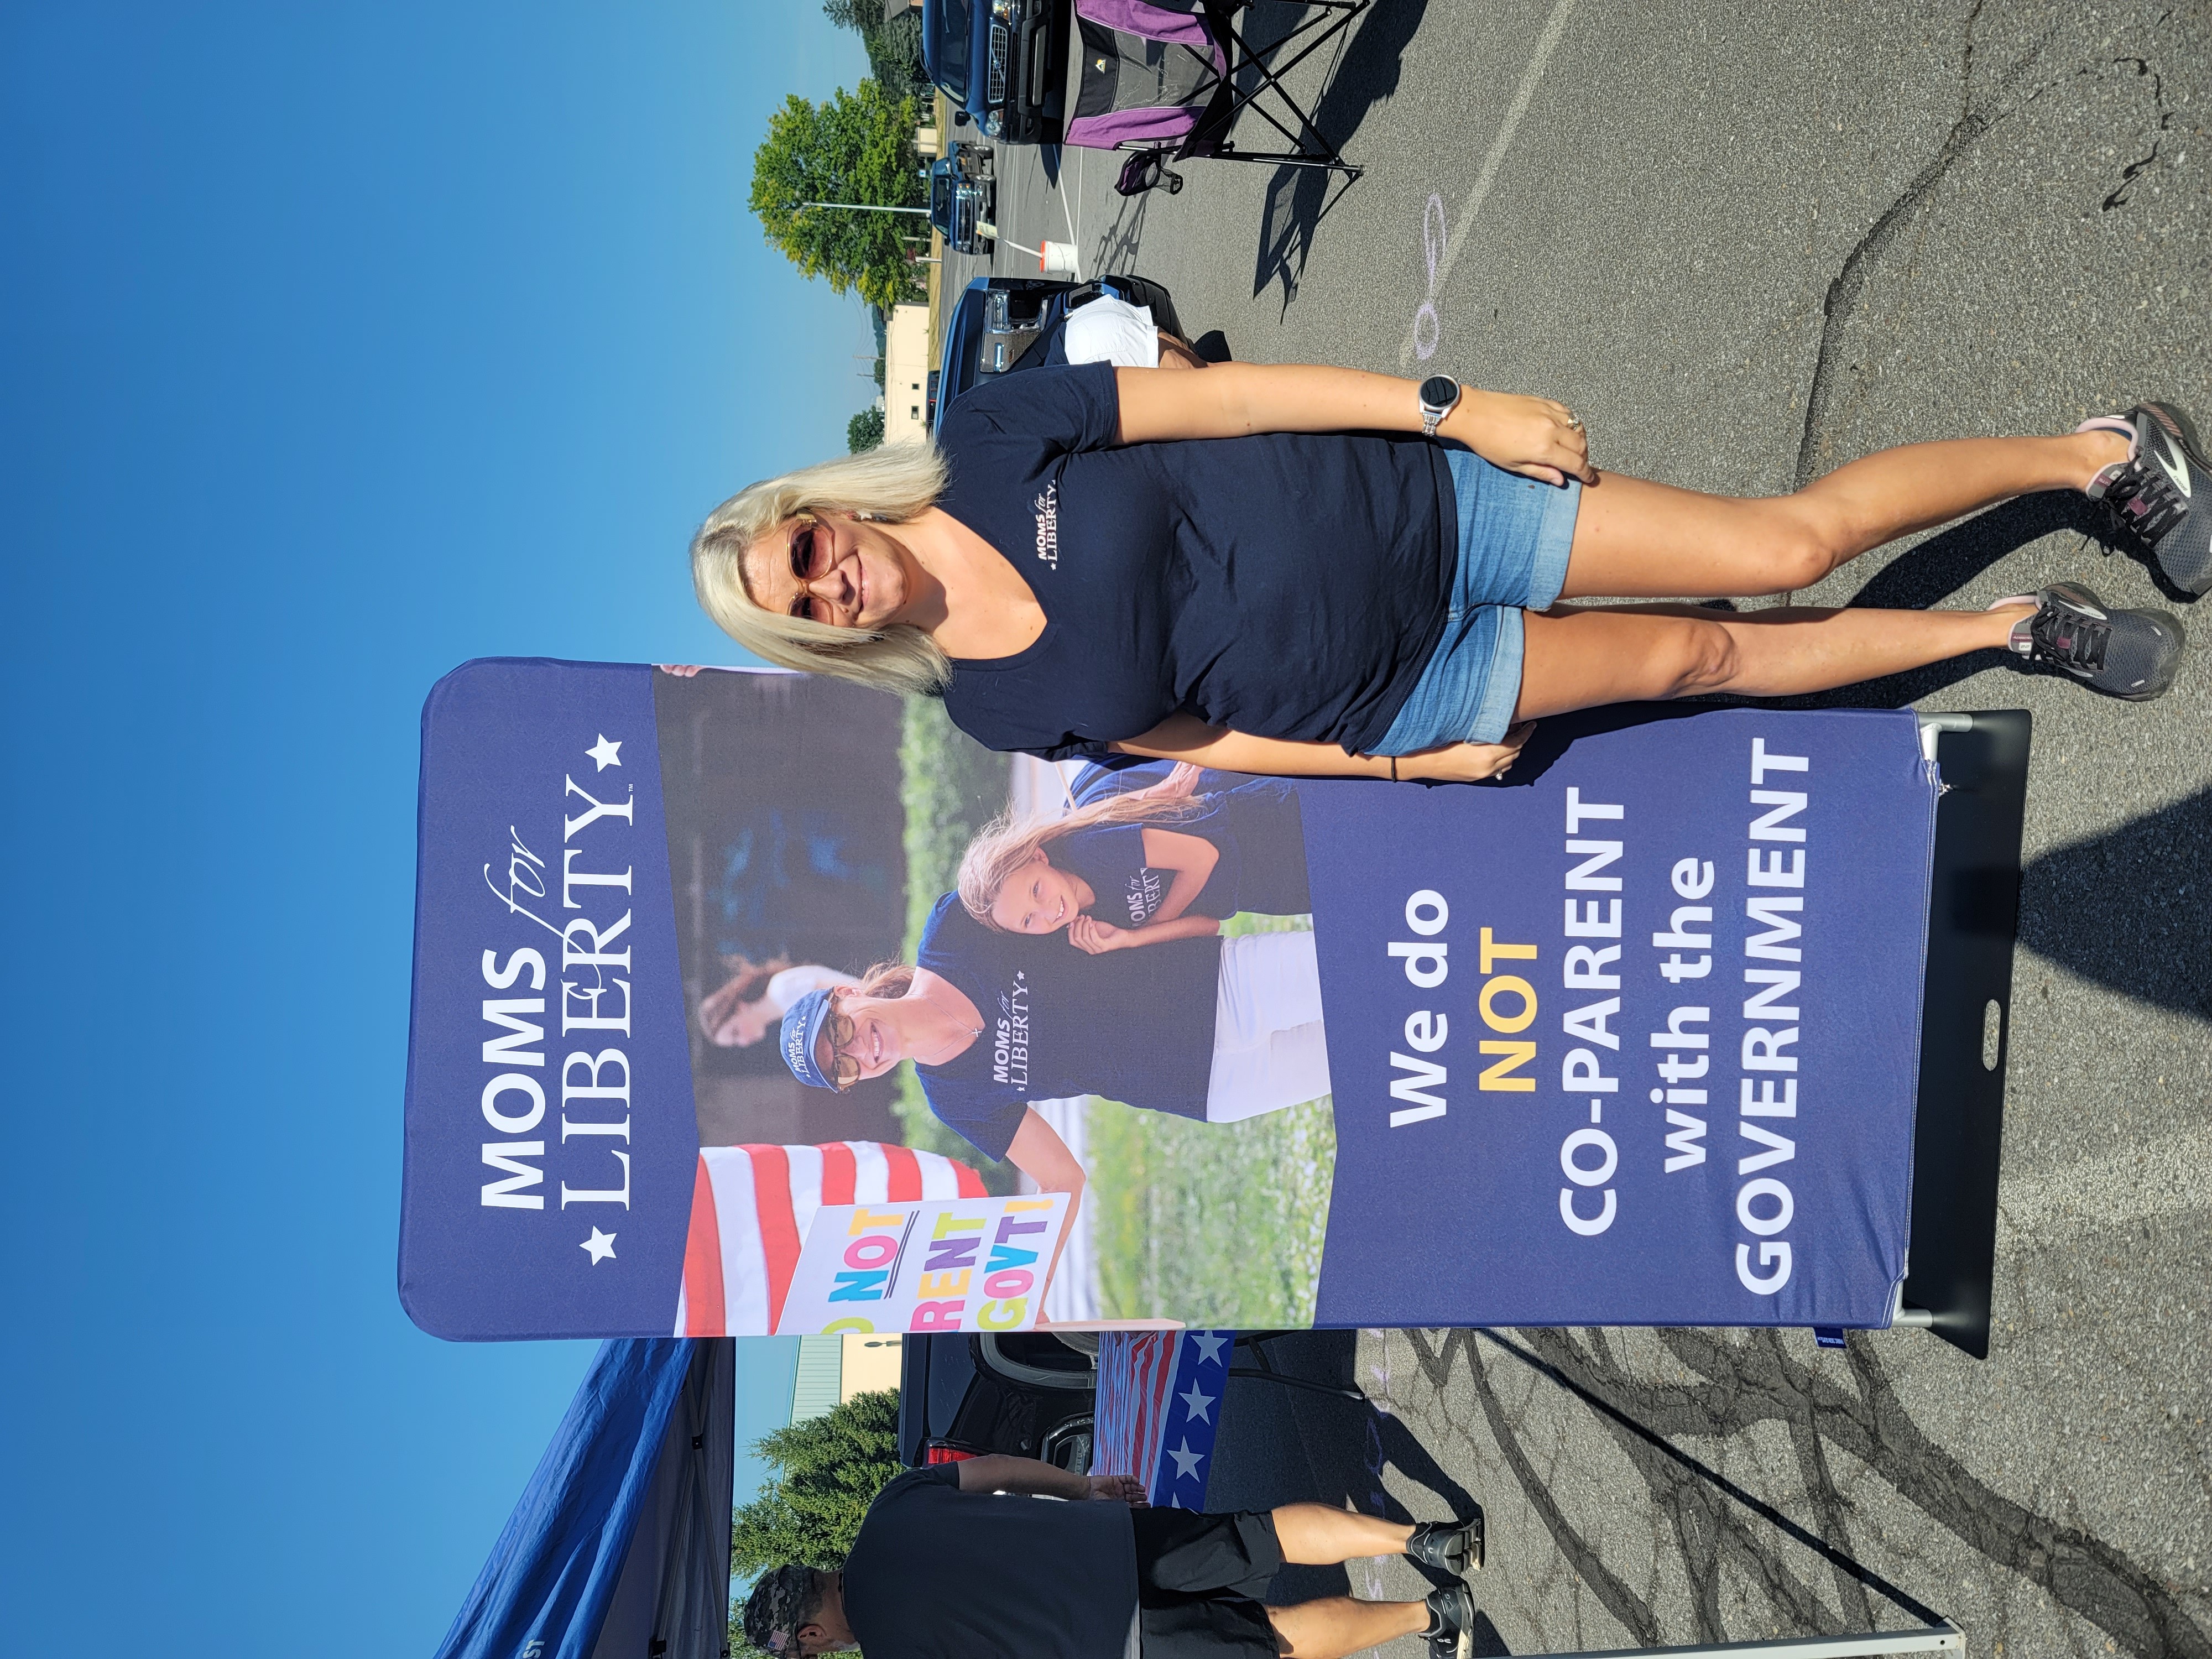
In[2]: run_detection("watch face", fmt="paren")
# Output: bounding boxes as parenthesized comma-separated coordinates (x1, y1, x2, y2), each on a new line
(1419, 374, 1458, 408)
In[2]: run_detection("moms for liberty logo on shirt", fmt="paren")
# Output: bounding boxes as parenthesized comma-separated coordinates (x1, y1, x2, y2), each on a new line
(993, 968, 1032, 1088)
(1115, 864, 1165, 927)
(1032, 481, 1060, 567)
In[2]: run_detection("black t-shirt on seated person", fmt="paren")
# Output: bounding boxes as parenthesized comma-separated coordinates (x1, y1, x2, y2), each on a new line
(932, 362, 1457, 760)
(842, 1463, 1138, 1659)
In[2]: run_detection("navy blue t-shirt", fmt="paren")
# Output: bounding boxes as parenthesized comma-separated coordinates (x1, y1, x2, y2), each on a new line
(1054, 780, 1312, 926)
(933, 363, 1457, 760)
(911, 893, 1220, 1160)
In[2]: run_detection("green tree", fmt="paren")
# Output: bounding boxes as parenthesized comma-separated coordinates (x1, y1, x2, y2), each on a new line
(751, 83, 926, 311)
(847, 406, 886, 452)
(823, 0, 928, 91)
(731, 1389, 903, 1579)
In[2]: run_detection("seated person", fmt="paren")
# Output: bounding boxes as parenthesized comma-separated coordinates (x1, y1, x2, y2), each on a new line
(740, 1452, 1487, 1659)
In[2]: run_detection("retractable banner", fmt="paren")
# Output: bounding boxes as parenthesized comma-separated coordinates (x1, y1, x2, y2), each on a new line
(399, 661, 1935, 1339)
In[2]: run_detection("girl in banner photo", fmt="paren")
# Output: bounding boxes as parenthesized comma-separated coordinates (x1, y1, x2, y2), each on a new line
(691, 367, 2197, 782)
(956, 778, 1310, 953)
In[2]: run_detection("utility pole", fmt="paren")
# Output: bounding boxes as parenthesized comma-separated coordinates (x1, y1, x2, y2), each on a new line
(796, 201, 931, 215)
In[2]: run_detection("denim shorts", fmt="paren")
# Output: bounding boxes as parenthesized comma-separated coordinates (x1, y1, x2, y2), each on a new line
(1375, 448, 1582, 752)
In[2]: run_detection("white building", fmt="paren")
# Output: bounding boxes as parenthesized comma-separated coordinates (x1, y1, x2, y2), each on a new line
(883, 302, 931, 445)
(789, 1332, 905, 1424)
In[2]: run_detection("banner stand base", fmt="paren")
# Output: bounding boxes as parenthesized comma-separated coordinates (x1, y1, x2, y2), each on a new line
(1899, 711, 2031, 1361)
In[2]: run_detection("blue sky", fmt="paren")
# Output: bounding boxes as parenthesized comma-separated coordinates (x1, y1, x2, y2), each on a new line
(2, 4, 874, 1651)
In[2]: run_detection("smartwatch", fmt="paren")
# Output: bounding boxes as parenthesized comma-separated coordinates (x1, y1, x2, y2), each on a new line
(1417, 374, 1462, 438)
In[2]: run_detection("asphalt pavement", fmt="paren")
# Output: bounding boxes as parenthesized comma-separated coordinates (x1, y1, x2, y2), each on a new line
(956, 1, 2209, 1652)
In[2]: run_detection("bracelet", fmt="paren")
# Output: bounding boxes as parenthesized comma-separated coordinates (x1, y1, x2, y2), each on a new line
(1389, 757, 1399, 782)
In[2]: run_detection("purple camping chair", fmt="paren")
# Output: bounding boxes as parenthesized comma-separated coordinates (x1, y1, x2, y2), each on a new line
(1060, 0, 1371, 197)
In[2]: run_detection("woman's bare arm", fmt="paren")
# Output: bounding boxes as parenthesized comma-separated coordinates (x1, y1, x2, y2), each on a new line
(1004, 1107, 1086, 1317)
(1067, 912, 1220, 954)
(1108, 714, 1532, 784)
(1113, 363, 1595, 486)
(1135, 826, 1218, 925)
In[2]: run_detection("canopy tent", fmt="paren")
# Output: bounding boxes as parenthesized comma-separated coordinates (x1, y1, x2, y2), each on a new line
(436, 1339, 735, 1659)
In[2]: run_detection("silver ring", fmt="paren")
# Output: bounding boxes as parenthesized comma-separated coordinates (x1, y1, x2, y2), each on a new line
(1566, 415, 1584, 431)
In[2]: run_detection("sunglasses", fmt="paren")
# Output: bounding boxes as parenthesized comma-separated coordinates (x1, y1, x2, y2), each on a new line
(787, 518, 839, 625)
(815, 1000, 863, 1091)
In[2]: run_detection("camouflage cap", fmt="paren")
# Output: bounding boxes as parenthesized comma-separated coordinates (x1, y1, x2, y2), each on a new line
(742, 1564, 822, 1657)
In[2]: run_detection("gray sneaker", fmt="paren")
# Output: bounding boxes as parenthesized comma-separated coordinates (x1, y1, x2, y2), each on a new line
(1993, 582, 2187, 700)
(2080, 403, 2212, 596)
(1407, 1513, 1485, 1577)
(1423, 1580, 1478, 1659)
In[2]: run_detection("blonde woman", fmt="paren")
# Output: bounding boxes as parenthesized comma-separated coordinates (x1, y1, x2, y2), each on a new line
(692, 369, 2193, 782)
(956, 779, 1308, 954)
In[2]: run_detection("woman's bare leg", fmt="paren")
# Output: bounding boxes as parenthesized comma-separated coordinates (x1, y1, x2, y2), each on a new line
(1557, 431, 2127, 601)
(1267, 1597, 1431, 1659)
(1271, 1503, 1415, 1563)
(1513, 602, 2025, 719)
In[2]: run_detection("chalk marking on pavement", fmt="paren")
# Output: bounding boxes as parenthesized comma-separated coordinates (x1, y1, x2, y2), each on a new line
(1397, 0, 1580, 369)
(1411, 192, 1447, 359)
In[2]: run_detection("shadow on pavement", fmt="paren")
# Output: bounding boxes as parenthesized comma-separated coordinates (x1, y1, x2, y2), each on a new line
(1762, 492, 2112, 709)
(1404, 1326, 2209, 1658)
(1206, 1331, 1510, 1652)
(2020, 785, 2212, 1018)
(1250, 0, 1429, 311)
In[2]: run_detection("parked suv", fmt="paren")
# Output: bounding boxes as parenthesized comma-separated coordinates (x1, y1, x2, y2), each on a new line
(897, 1332, 1097, 1472)
(933, 273, 1187, 429)
(927, 141, 995, 257)
(922, 0, 1063, 143)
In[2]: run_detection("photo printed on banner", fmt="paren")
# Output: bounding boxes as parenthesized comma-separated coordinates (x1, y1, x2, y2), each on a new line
(400, 661, 1936, 1340)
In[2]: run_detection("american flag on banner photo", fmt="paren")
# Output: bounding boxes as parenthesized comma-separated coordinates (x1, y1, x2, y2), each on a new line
(1093, 1330, 1233, 1509)
(674, 1142, 987, 1337)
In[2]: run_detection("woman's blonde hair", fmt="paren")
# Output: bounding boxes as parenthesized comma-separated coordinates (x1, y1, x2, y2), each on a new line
(957, 792, 1205, 929)
(690, 442, 954, 697)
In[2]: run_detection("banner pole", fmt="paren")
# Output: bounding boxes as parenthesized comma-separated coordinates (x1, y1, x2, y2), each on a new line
(1539, 1624, 1964, 1658)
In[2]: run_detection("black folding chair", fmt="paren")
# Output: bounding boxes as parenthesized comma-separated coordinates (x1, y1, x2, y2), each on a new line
(1057, 0, 1372, 197)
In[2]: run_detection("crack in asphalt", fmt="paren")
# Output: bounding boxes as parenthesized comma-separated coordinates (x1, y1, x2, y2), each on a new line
(1403, 1326, 2210, 1656)
(2100, 58, 2176, 211)
(1409, 1328, 1667, 1647)
(1791, 0, 2048, 488)
(1791, 5, 2184, 490)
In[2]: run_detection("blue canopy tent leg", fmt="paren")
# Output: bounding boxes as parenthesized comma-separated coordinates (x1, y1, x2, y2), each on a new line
(435, 1338, 735, 1659)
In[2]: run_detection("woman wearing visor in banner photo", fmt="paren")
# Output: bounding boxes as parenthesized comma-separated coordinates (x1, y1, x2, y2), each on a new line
(774, 888, 1327, 1302)
(692, 368, 2199, 780)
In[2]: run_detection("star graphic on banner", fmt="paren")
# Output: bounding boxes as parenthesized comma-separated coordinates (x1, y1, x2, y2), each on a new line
(1178, 1383, 1215, 1424)
(1166, 1438, 1206, 1482)
(580, 1228, 618, 1264)
(586, 734, 623, 771)
(1190, 1332, 1227, 1367)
